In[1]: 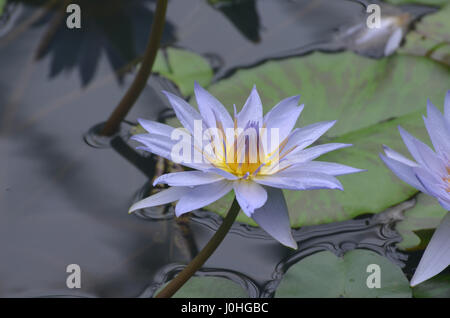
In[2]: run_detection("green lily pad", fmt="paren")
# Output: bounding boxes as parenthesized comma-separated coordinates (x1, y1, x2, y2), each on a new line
(156, 276, 248, 298)
(0, 0, 5, 15)
(153, 47, 213, 97)
(398, 4, 450, 66)
(412, 273, 450, 297)
(201, 51, 449, 227)
(275, 250, 412, 298)
(396, 193, 447, 250)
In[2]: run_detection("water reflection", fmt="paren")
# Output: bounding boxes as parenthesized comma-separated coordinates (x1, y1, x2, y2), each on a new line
(9, 0, 176, 86)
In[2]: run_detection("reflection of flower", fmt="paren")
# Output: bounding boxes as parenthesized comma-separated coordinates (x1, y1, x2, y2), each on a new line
(129, 83, 362, 249)
(380, 91, 450, 286)
(16, 0, 175, 85)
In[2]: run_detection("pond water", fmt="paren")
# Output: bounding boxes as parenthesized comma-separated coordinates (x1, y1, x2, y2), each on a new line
(0, 0, 445, 297)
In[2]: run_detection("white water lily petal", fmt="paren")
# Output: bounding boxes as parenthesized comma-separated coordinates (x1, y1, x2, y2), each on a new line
(194, 82, 233, 129)
(254, 170, 343, 191)
(233, 180, 268, 217)
(175, 180, 233, 216)
(153, 171, 224, 187)
(163, 91, 203, 134)
(286, 161, 365, 176)
(383, 145, 418, 167)
(380, 154, 427, 194)
(263, 95, 303, 143)
(251, 187, 297, 249)
(410, 213, 450, 287)
(129, 187, 189, 213)
(237, 85, 263, 128)
(138, 118, 174, 138)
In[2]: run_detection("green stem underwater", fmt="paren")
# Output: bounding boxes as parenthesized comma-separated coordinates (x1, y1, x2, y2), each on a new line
(100, 0, 168, 136)
(155, 198, 241, 298)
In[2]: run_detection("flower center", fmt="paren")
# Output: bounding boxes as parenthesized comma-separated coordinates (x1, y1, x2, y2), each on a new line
(204, 120, 289, 179)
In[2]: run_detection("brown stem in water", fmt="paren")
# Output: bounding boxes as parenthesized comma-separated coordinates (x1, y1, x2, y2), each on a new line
(155, 198, 241, 298)
(100, 0, 168, 136)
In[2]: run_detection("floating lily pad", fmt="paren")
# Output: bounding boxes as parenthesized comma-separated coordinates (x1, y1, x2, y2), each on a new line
(201, 52, 449, 227)
(275, 250, 412, 298)
(0, 0, 5, 15)
(396, 193, 447, 250)
(157, 276, 248, 298)
(412, 273, 450, 297)
(398, 4, 450, 66)
(153, 47, 214, 96)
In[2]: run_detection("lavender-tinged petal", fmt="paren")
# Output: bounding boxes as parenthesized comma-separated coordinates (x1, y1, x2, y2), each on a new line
(254, 171, 343, 191)
(175, 180, 233, 216)
(263, 95, 304, 143)
(384, 28, 402, 56)
(383, 145, 418, 167)
(163, 91, 203, 134)
(237, 85, 263, 128)
(411, 138, 447, 175)
(423, 100, 450, 160)
(410, 213, 450, 286)
(153, 171, 224, 187)
(251, 187, 297, 249)
(284, 143, 352, 164)
(380, 154, 427, 193)
(285, 161, 365, 176)
(233, 180, 268, 217)
(129, 187, 188, 213)
(194, 82, 234, 129)
(445, 90, 450, 127)
(133, 134, 211, 171)
(398, 126, 430, 166)
(137, 118, 174, 138)
(132, 134, 176, 160)
(282, 120, 337, 156)
(414, 167, 449, 201)
(206, 168, 240, 180)
(438, 199, 450, 211)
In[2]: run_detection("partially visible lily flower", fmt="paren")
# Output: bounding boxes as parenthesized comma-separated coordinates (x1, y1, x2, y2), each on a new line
(129, 82, 363, 249)
(380, 90, 450, 286)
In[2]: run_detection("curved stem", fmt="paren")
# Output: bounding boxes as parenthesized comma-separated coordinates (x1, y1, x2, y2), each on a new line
(155, 198, 241, 298)
(100, 0, 168, 136)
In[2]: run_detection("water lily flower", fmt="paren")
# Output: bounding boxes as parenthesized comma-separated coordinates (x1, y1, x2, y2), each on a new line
(380, 91, 450, 286)
(129, 82, 363, 249)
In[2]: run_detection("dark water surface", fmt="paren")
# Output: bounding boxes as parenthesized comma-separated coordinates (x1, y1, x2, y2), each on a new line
(0, 0, 435, 297)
